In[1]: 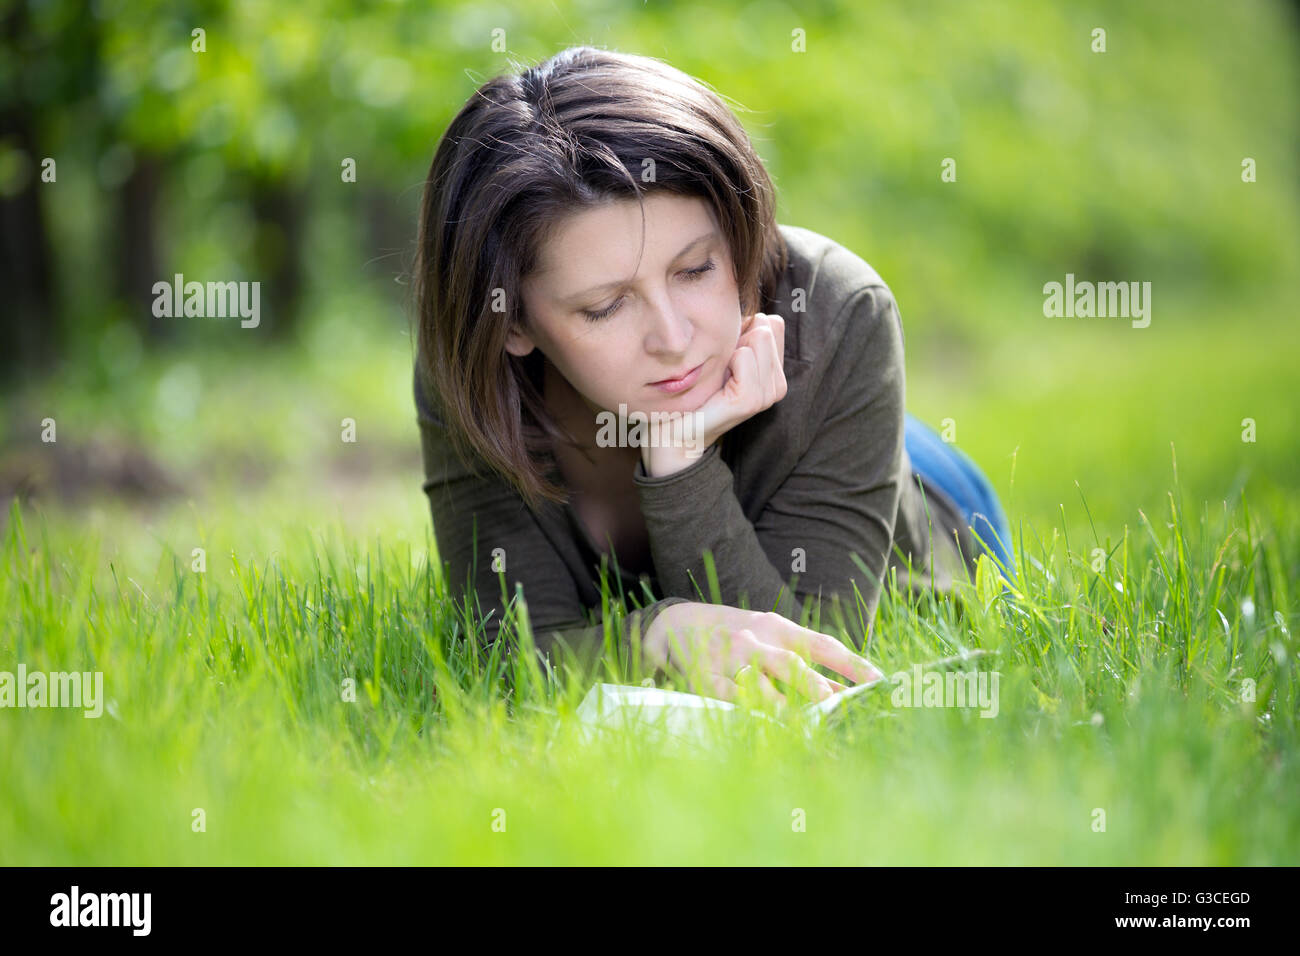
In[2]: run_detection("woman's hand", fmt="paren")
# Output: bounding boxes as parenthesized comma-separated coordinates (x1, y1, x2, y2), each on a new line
(641, 601, 883, 706)
(641, 312, 788, 478)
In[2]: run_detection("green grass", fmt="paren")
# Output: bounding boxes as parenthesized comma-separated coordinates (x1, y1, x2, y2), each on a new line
(1, 439, 1295, 864)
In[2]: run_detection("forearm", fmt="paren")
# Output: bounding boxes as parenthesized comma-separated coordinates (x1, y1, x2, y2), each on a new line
(634, 443, 802, 618)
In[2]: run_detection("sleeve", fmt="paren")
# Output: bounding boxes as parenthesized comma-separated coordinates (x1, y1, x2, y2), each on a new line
(414, 368, 692, 678)
(632, 284, 906, 642)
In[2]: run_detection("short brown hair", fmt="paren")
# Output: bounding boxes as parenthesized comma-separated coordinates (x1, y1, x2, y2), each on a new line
(413, 45, 789, 512)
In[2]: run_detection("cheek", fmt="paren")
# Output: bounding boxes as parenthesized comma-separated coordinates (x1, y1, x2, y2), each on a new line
(562, 338, 636, 404)
(705, 286, 743, 343)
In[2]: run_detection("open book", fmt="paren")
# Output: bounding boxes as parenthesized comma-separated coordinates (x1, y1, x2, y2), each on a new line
(575, 649, 995, 756)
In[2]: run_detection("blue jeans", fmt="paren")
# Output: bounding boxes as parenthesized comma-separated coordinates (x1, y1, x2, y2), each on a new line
(903, 413, 1017, 584)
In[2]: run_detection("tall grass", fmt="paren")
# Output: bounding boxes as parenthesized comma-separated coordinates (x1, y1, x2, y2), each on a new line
(1, 464, 1295, 864)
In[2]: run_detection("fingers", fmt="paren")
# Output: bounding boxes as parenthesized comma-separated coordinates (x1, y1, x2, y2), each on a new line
(702, 673, 740, 703)
(733, 663, 787, 708)
(804, 632, 884, 685)
(754, 669, 787, 705)
(690, 313, 785, 448)
(737, 313, 786, 406)
(724, 344, 762, 410)
(775, 650, 838, 701)
(699, 671, 790, 713)
(688, 664, 785, 710)
(728, 341, 776, 411)
(753, 613, 884, 686)
(729, 631, 837, 701)
(728, 633, 826, 702)
(658, 610, 868, 707)
(762, 312, 785, 366)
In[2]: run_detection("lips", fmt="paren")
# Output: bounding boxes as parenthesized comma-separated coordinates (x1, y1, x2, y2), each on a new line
(649, 362, 702, 386)
(649, 362, 705, 396)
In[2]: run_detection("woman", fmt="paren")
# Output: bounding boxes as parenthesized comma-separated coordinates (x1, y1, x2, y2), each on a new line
(412, 46, 1015, 705)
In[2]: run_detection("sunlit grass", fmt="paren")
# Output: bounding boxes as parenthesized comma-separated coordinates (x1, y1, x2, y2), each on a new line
(1, 462, 1295, 864)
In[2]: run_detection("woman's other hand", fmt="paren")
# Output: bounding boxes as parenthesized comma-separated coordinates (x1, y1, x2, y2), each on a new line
(642, 600, 883, 705)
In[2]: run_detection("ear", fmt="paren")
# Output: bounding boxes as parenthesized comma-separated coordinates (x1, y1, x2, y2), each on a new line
(504, 324, 536, 358)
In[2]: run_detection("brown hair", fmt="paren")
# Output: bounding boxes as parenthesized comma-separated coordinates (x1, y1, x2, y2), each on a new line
(413, 45, 788, 513)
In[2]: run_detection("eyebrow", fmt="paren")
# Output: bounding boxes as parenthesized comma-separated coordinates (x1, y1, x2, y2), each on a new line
(564, 230, 719, 302)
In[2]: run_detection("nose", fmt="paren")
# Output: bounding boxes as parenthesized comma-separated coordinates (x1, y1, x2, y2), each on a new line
(642, 288, 694, 356)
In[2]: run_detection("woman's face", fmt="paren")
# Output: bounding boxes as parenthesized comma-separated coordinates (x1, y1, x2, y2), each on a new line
(512, 193, 744, 432)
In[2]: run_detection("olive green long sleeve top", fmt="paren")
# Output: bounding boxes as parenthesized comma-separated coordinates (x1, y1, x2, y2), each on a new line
(414, 223, 982, 673)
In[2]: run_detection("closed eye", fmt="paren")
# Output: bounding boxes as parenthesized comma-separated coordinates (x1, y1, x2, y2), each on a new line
(581, 258, 717, 322)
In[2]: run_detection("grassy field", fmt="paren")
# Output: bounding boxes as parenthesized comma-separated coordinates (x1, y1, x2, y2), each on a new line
(1, 312, 1295, 865)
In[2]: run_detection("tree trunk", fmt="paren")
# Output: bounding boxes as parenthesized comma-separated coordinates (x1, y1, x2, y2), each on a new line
(250, 176, 306, 339)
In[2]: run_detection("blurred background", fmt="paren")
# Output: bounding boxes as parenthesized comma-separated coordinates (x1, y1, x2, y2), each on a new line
(2, 0, 1298, 564)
